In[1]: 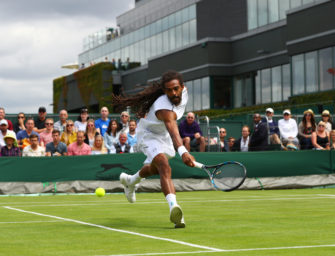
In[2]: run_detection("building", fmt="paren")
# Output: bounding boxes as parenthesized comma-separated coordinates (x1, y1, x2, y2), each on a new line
(57, 0, 335, 113)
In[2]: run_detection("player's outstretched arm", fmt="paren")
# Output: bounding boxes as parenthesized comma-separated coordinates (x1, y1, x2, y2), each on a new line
(156, 109, 195, 167)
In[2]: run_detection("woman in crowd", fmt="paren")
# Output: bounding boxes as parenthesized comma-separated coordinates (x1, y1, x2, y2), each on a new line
(0, 133, 21, 157)
(104, 119, 121, 152)
(74, 108, 89, 132)
(60, 120, 77, 146)
(84, 119, 99, 147)
(330, 130, 335, 150)
(91, 134, 108, 155)
(298, 109, 316, 150)
(13, 112, 26, 134)
(321, 110, 334, 133)
(311, 121, 330, 150)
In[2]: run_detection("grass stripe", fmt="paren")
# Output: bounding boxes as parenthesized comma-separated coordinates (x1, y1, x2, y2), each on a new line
(0, 220, 62, 224)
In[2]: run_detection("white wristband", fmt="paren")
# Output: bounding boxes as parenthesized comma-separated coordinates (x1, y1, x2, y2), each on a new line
(177, 146, 188, 157)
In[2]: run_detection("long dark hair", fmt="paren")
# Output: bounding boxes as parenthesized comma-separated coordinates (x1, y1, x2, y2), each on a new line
(112, 70, 183, 118)
(302, 113, 316, 132)
(106, 119, 121, 137)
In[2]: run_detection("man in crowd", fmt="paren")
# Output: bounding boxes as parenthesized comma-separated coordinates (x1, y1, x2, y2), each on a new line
(17, 119, 39, 149)
(67, 131, 91, 155)
(95, 107, 110, 136)
(34, 106, 47, 133)
(127, 120, 137, 148)
(0, 107, 13, 130)
(218, 127, 229, 152)
(13, 112, 26, 134)
(0, 120, 16, 148)
(232, 125, 250, 152)
(119, 111, 130, 133)
(249, 113, 268, 151)
(22, 134, 45, 157)
(227, 137, 236, 152)
(178, 112, 205, 152)
(110, 132, 134, 154)
(278, 109, 299, 150)
(39, 118, 54, 147)
(262, 108, 281, 145)
(0, 133, 21, 157)
(45, 130, 67, 156)
(54, 109, 68, 134)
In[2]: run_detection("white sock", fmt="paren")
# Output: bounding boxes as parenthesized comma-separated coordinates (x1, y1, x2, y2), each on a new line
(166, 193, 177, 211)
(129, 171, 142, 185)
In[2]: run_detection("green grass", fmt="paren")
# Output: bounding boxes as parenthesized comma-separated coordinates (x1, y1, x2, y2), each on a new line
(1, 189, 335, 256)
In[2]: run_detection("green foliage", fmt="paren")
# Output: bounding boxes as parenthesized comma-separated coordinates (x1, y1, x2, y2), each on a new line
(53, 76, 67, 113)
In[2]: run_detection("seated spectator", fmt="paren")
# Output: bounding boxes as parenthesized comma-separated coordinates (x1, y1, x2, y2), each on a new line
(84, 119, 99, 147)
(45, 130, 67, 156)
(75, 107, 89, 132)
(311, 121, 330, 150)
(262, 108, 281, 145)
(60, 120, 77, 146)
(54, 109, 68, 134)
(0, 119, 16, 148)
(127, 120, 137, 147)
(119, 111, 130, 133)
(321, 110, 334, 133)
(278, 109, 299, 150)
(227, 137, 236, 152)
(95, 106, 110, 136)
(218, 128, 229, 152)
(0, 107, 13, 130)
(109, 132, 134, 154)
(13, 112, 26, 134)
(104, 119, 121, 152)
(298, 109, 316, 150)
(249, 113, 268, 151)
(67, 131, 91, 156)
(91, 135, 108, 155)
(232, 125, 250, 152)
(17, 118, 39, 149)
(34, 106, 47, 133)
(178, 112, 205, 152)
(0, 133, 20, 157)
(22, 134, 45, 157)
(330, 130, 335, 150)
(39, 118, 54, 147)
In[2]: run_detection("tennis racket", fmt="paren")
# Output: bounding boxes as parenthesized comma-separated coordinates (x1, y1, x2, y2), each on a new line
(193, 161, 247, 192)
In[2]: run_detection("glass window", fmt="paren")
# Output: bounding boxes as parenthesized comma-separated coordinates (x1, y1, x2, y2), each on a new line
(186, 81, 193, 112)
(134, 42, 140, 63)
(189, 5, 196, 20)
(244, 77, 254, 106)
(144, 25, 150, 38)
(268, 0, 279, 23)
(258, 0, 268, 27)
(168, 13, 176, 28)
(151, 35, 157, 57)
(282, 64, 291, 100)
(193, 79, 202, 111)
(189, 19, 197, 43)
(255, 70, 261, 104)
(292, 54, 305, 95)
(129, 44, 134, 62)
(149, 22, 156, 37)
(271, 66, 282, 102)
(145, 37, 151, 61)
(156, 19, 162, 34)
(302, 0, 314, 4)
(181, 6, 189, 23)
(175, 25, 182, 49)
(162, 31, 169, 53)
(201, 77, 210, 109)
(162, 16, 169, 31)
(156, 33, 163, 56)
(290, 0, 302, 8)
(234, 78, 243, 108)
(248, 0, 258, 30)
(169, 27, 176, 51)
(182, 22, 190, 46)
(319, 47, 333, 91)
(175, 10, 182, 26)
(305, 51, 318, 93)
(139, 40, 145, 65)
(261, 68, 271, 103)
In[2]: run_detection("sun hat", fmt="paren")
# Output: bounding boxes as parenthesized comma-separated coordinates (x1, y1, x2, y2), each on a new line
(4, 133, 17, 142)
(322, 110, 330, 116)
(266, 108, 274, 113)
(283, 109, 291, 115)
(303, 109, 314, 115)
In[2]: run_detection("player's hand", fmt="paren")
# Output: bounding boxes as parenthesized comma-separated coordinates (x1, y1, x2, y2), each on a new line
(182, 152, 195, 167)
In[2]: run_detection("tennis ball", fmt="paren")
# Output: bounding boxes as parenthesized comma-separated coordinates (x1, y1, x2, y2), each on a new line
(95, 187, 105, 197)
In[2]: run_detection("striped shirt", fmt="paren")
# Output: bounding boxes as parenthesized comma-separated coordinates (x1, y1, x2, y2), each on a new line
(0, 146, 21, 157)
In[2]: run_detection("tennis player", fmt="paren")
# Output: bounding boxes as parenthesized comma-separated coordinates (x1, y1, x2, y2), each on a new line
(113, 70, 196, 228)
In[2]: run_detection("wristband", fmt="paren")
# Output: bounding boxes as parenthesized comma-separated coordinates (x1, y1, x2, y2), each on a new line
(177, 146, 188, 157)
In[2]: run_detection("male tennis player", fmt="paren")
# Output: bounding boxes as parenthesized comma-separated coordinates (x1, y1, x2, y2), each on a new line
(113, 70, 196, 228)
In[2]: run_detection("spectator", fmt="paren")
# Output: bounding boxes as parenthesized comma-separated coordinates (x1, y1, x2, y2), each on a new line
(39, 118, 54, 147)
(278, 109, 299, 150)
(0, 119, 16, 148)
(249, 113, 268, 151)
(60, 120, 77, 146)
(17, 119, 39, 149)
(321, 110, 334, 133)
(0, 107, 13, 130)
(91, 134, 108, 155)
(45, 130, 67, 156)
(109, 132, 134, 154)
(311, 121, 330, 150)
(1, 133, 20, 157)
(67, 131, 91, 156)
(13, 112, 26, 134)
(34, 106, 47, 133)
(104, 119, 121, 152)
(74, 107, 89, 132)
(22, 134, 45, 157)
(262, 108, 281, 145)
(119, 111, 130, 133)
(95, 106, 110, 136)
(227, 137, 236, 152)
(218, 128, 229, 152)
(330, 130, 335, 150)
(178, 112, 205, 152)
(84, 119, 99, 147)
(232, 125, 250, 152)
(298, 109, 316, 150)
(127, 120, 137, 147)
(54, 109, 68, 134)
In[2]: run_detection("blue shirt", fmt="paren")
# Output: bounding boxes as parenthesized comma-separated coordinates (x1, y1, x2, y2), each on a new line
(95, 119, 110, 136)
(127, 133, 137, 146)
(17, 130, 40, 141)
(46, 142, 67, 156)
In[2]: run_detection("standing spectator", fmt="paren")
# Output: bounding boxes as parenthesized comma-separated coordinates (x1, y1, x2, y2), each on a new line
(0, 120, 16, 148)
(13, 112, 26, 134)
(34, 106, 47, 133)
(321, 110, 334, 133)
(91, 135, 108, 155)
(178, 112, 205, 152)
(330, 130, 335, 150)
(84, 119, 99, 147)
(127, 120, 137, 147)
(61, 120, 77, 146)
(227, 137, 236, 152)
(232, 125, 250, 152)
(17, 119, 39, 149)
(54, 109, 68, 134)
(298, 109, 316, 150)
(75, 107, 89, 132)
(109, 132, 134, 154)
(278, 109, 299, 150)
(95, 106, 110, 136)
(249, 113, 268, 151)
(262, 108, 281, 145)
(311, 121, 330, 150)
(119, 111, 130, 133)
(104, 119, 121, 152)
(0, 107, 13, 130)
(39, 118, 54, 147)
(1, 133, 20, 157)
(67, 131, 91, 156)
(22, 134, 45, 157)
(218, 128, 229, 152)
(45, 130, 67, 156)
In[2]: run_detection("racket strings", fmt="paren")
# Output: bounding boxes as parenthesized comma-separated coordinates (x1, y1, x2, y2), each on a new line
(213, 163, 246, 191)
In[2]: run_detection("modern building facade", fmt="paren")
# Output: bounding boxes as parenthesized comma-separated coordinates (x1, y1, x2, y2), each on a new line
(75, 0, 335, 113)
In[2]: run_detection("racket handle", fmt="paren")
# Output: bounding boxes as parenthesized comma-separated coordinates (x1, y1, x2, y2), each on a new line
(193, 161, 204, 169)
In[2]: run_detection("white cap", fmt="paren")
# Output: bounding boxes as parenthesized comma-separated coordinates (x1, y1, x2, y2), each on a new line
(0, 119, 8, 126)
(266, 108, 274, 113)
(283, 109, 291, 115)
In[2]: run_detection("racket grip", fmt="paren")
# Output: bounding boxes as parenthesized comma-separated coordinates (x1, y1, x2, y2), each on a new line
(193, 161, 204, 169)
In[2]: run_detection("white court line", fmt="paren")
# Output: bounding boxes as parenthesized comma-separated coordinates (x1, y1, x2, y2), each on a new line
(0, 220, 62, 224)
(317, 194, 335, 197)
(3, 206, 222, 252)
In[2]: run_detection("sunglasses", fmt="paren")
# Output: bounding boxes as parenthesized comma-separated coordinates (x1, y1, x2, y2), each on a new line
(66, 124, 74, 127)
(319, 125, 325, 127)
(46, 123, 53, 125)
(18, 116, 25, 119)
(121, 115, 129, 117)
(220, 131, 226, 133)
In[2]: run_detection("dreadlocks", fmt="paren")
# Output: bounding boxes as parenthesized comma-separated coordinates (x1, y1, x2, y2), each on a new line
(112, 70, 184, 118)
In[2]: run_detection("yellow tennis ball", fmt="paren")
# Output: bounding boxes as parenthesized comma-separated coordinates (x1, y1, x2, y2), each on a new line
(95, 187, 105, 197)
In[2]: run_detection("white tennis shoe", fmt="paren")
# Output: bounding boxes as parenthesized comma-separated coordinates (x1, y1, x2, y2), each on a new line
(120, 173, 137, 203)
(170, 204, 186, 228)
